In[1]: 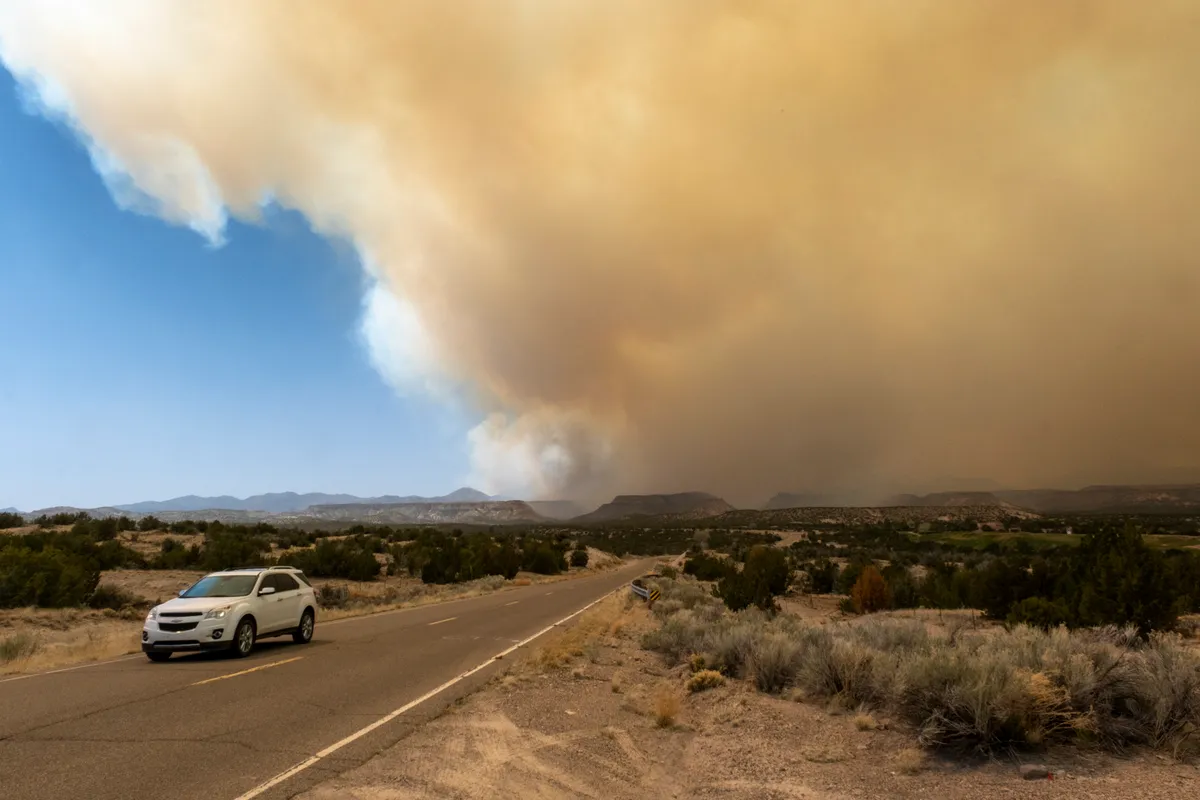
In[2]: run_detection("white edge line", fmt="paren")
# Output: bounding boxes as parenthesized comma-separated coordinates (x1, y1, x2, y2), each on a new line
(0, 654, 142, 685)
(232, 585, 621, 800)
(427, 617, 456, 626)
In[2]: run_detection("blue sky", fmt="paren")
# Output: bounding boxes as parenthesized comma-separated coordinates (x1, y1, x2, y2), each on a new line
(0, 67, 474, 511)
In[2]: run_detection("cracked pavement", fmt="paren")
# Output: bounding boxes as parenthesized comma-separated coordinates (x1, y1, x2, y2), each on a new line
(0, 561, 649, 800)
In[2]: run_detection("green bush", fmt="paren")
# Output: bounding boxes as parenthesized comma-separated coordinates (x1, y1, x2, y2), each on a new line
(201, 531, 270, 572)
(570, 547, 589, 568)
(88, 584, 146, 610)
(0, 512, 24, 530)
(0, 546, 100, 608)
(684, 552, 735, 581)
(716, 546, 791, 612)
(525, 545, 566, 575)
(290, 538, 380, 582)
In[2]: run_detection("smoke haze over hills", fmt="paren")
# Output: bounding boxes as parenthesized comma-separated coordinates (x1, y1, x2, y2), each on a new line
(2, 2, 1200, 506)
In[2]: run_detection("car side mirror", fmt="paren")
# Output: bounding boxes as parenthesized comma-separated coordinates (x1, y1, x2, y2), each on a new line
(259, 586, 276, 596)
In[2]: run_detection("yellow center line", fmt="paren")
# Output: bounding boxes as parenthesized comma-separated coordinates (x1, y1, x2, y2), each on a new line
(427, 617, 457, 626)
(190, 656, 304, 687)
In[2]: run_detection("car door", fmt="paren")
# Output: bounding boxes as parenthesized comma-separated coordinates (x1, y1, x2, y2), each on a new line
(254, 573, 284, 632)
(269, 573, 304, 632)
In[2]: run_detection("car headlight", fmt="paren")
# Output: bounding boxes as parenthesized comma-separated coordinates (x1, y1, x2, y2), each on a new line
(146, 606, 158, 621)
(205, 605, 232, 620)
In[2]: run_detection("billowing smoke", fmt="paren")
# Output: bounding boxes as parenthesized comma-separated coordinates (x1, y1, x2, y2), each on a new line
(3, 1, 1200, 506)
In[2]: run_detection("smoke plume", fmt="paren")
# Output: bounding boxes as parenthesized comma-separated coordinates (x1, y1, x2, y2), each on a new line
(3, 1, 1200, 505)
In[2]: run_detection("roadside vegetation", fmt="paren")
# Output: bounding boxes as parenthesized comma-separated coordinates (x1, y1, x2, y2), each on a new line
(642, 575, 1200, 757)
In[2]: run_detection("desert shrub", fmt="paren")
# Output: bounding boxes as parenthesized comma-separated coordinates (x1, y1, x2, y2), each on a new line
(290, 538, 380, 581)
(704, 615, 765, 677)
(654, 686, 681, 727)
(641, 611, 710, 666)
(1132, 634, 1200, 752)
(660, 565, 678, 579)
(684, 552, 736, 582)
(850, 565, 890, 614)
(687, 669, 727, 693)
(849, 617, 930, 653)
(652, 579, 718, 618)
(136, 515, 163, 532)
(1007, 597, 1071, 629)
(748, 632, 802, 693)
(716, 545, 791, 612)
(570, 547, 589, 568)
(201, 531, 271, 572)
(801, 558, 839, 594)
(88, 584, 145, 610)
(0, 545, 99, 608)
(896, 646, 1038, 751)
(316, 584, 351, 608)
(524, 545, 566, 576)
(153, 537, 203, 570)
(797, 634, 886, 708)
(0, 632, 39, 663)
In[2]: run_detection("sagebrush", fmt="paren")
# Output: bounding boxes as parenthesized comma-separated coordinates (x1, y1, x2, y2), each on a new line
(643, 577, 1200, 756)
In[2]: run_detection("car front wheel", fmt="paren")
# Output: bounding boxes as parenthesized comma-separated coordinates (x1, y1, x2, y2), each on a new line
(232, 617, 256, 658)
(293, 609, 315, 644)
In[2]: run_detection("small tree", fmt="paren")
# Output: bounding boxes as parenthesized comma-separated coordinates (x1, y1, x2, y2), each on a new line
(850, 565, 890, 614)
(716, 545, 791, 612)
(570, 547, 589, 568)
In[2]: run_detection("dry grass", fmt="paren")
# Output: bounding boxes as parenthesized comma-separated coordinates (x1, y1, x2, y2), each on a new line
(0, 632, 40, 663)
(654, 685, 682, 727)
(854, 712, 879, 731)
(894, 747, 926, 775)
(529, 594, 630, 674)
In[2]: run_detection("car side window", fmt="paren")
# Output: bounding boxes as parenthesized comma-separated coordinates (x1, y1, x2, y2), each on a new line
(274, 573, 300, 592)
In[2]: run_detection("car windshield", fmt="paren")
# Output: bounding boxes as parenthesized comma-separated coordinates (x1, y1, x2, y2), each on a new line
(180, 575, 258, 598)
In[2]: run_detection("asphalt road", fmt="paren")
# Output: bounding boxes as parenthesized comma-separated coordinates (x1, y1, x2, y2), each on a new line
(0, 560, 651, 800)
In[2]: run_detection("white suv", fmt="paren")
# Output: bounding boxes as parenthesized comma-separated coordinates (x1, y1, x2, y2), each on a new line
(142, 566, 318, 662)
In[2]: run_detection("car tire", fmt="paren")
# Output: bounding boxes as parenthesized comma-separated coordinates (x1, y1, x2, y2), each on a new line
(232, 617, 256, 658)
(292, 609, 315, 645)
(146, 652, 171, 663)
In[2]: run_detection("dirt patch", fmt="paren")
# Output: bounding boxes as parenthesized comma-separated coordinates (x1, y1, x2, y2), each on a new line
(296, 595, 1200, 799)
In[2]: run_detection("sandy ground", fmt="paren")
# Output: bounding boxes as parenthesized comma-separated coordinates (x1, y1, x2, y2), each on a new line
(296, 594, 1199, 800)
(0, 549, 628, 675)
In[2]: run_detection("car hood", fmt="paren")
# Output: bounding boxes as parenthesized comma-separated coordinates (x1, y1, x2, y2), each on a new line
(154, 596, 247, 614)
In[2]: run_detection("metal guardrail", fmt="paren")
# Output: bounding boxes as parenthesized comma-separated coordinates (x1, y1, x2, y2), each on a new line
(630, 575, 661, 604)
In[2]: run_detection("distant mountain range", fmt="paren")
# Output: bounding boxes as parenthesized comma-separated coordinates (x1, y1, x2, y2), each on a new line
(14, 482, 1200, 529)
(114, 487, 494, 514)
(1, 507, 21, 515)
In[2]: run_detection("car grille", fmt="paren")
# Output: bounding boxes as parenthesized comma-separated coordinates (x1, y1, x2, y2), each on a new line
(159, 622, 199, 632)
(154, 640, 200, 647)
(160, 612, 202, 618)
